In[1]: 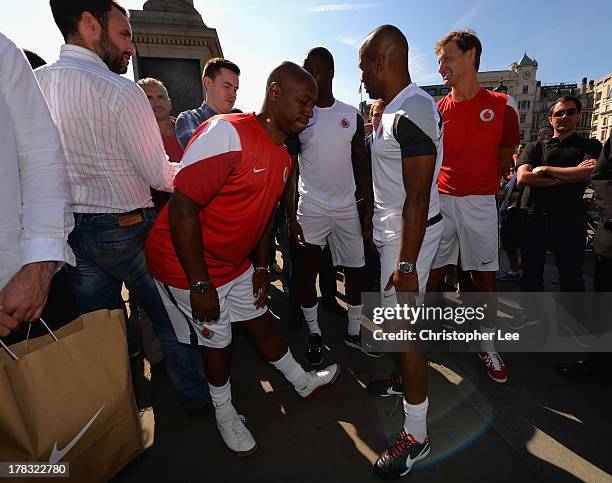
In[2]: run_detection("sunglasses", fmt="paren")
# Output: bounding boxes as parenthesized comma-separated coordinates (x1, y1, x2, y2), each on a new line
(552, 108, 578, 118)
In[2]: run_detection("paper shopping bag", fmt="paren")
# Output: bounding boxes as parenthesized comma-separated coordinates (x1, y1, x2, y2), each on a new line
(0, 309, 144, 482)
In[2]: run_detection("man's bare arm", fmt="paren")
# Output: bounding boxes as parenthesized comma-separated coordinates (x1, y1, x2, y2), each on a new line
(533, 159, 597, 183)
(498, 147, 515, 174)
(252, 211, 275, 269)
(168, 190, 209, 284)
(399, 154, 436, 265)
(517, 164, 561, 187)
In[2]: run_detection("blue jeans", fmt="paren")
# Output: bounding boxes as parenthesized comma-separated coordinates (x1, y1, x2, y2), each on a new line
(66, 209, 209, 413)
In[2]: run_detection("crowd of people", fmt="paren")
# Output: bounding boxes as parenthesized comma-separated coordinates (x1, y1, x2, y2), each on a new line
(1, 0, 611, 479)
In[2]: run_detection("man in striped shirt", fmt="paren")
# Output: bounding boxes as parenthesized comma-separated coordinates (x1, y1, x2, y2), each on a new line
(36, 0, 210, 415)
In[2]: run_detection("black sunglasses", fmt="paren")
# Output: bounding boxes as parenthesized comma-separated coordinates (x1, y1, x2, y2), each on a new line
(552, 108, 578, 118)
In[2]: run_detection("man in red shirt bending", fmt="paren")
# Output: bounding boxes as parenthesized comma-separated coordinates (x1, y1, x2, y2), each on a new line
(428, 31, 520, 383)
(146, 62, 340, 456)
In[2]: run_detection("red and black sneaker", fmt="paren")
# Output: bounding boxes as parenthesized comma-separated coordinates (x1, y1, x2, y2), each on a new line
(479, 352, 508, 383)
(373, 430, 430, 479)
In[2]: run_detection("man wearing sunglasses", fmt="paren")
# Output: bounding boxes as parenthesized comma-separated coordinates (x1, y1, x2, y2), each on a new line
(517, 96, 602, 291)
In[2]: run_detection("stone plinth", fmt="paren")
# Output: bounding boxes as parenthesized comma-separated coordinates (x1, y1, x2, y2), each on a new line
(130, 0, 223, 116)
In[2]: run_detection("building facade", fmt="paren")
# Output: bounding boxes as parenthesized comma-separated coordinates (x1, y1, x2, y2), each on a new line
(592, 73, 612, 143)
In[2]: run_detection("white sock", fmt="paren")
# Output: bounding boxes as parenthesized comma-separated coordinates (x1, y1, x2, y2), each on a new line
(302, 304, 321, 335)
(347, 303, 363, 336)
(271, 350, 309, 391)
(402, 397, 428, 443)
(479, 325, 496, 353)
(209, 379, 233, 421)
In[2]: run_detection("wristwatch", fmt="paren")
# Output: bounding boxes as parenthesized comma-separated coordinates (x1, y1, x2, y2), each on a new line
(191, 280, 212, 294)
(397, 262, 415, 274)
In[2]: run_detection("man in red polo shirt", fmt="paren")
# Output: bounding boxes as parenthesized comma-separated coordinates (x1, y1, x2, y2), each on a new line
(428, 31, 519, 383)
(146, 62, 340, 456)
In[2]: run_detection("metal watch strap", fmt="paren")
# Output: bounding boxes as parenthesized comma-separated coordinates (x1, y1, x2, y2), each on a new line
(191, 280, 212, 293)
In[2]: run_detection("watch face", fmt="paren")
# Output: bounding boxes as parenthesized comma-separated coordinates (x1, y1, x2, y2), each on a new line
(398, 262, 415, 273)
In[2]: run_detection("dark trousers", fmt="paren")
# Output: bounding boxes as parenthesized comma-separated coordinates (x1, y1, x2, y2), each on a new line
(594, 254, 612, 291)
(520, 213, 586, 292)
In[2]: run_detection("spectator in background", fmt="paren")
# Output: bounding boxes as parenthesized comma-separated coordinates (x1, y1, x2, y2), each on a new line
(558, 135, 612, 386)
(362, 99, 386, 292)
(497, 144, 524, 282)
(175, 57, 240, 149)
(138, 77, 183, 211)
(517, 96, 601, 292)
(0, 33, 74, 338)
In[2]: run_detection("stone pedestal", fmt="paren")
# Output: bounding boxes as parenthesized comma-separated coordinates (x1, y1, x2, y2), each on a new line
(130, 0, 223, 116)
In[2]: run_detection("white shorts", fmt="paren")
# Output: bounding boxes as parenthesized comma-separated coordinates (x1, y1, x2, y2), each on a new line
(376, 220, 443, 305)
(154, 266, 267, 349)
(297, 200, 365, 268)
(432, 194, 499, 272)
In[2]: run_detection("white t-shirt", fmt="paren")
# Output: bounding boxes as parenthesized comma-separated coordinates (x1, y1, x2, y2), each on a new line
(371, 83, 443, 243)
(286, 99, 365, 211)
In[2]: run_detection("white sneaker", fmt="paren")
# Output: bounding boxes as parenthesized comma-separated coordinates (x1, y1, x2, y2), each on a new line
(296, 364, 341, 400)
(216, 408, 257, 456)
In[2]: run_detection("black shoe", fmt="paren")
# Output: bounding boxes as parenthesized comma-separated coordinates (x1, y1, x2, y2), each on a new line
(306, 333, 323, 366)
(557, 358, 612, 386)
(344, 333, 384, 358)
(367, 377, 403, 397)
(373, 430, 430, 479)
(321, 298, 348, 317)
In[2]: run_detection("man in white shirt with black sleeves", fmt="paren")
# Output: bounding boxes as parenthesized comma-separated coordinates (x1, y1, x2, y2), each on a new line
(35, 0, 210, 415)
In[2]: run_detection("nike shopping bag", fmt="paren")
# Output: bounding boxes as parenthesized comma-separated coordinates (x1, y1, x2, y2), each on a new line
(0, 309, 144, 482)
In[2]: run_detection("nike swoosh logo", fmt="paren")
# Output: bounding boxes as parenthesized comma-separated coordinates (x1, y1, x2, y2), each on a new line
(253, 167, 266, 173)
(49, 404, 104, 464)
(481, 259, 495, 265)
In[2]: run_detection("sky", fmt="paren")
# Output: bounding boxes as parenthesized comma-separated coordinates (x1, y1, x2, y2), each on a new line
(2, 0, 611, 112)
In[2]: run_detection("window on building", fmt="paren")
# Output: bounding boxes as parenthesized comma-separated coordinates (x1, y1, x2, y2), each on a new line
(602, 129, 608, 142)
(440, 87, 450, 96)
(522, 85, 529, 94)
(604, 117, 608, 127)
(520, 130, 524, 139)
(607, 85, 612, 98)
(520, 113, 527, 124)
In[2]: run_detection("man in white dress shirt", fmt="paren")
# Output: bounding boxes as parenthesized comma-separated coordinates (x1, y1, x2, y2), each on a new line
(0, 32, 74, 338)
(36, 0, 210, 415)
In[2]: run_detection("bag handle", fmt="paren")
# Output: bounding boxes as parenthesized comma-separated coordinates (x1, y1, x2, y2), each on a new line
(0, 318, 59, 361)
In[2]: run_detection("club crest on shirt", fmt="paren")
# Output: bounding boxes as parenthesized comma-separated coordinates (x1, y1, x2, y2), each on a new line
(200, 326, 214, 339)
(479, 109, 495, 122)
(340, 118, 350, 128)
